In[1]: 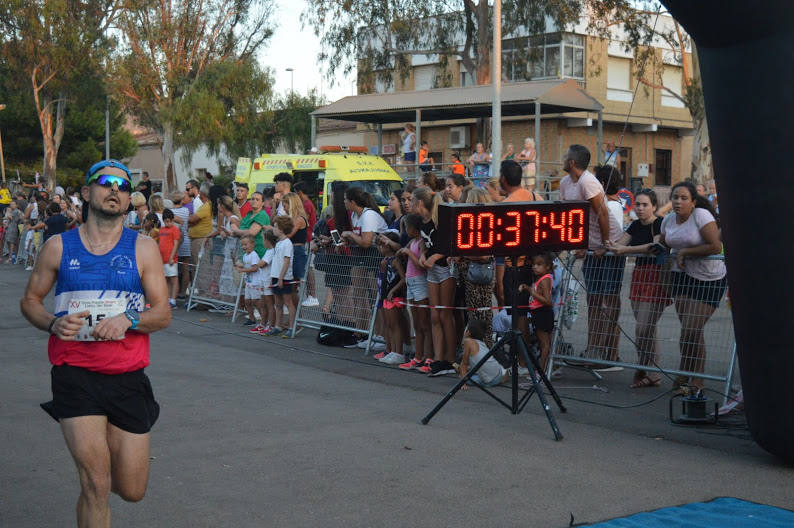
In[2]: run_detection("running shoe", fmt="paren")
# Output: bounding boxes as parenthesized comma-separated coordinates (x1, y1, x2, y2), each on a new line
(249, 324, 264, 334)
(258, 325, 272, 335)
(266, 327, 283, 337)
(25, 265, 33, 271)
(379, 352, 406, 365)
(418, 360, 438, 374)
(345, 339, 366, 349)
(358, 336, 386, 349)
(168, 300, 177, 308)
(281, 329, 295, 339)
(428, 360, 456, 377)
(398, 358, 424, 370)
(372, 351, 387, 360)
(301, 295, 320, 307)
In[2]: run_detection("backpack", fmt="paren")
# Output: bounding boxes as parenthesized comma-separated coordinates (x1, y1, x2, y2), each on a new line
(317, 325, 358, 347)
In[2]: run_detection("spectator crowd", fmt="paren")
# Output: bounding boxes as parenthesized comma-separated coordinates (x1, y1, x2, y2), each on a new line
(1, 144, 724, 393)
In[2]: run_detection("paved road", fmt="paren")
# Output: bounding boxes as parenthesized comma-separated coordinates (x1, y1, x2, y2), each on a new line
(0, 264, 791, 527)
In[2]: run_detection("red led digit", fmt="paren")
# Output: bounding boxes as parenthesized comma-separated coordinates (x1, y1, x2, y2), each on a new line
(476, 212, 495, 248)
(525, 211, 540, 243)
(505, 211, 521, 247)
(567, 208, 585, 243)
(549, 211, 566, 242)
(457, 213, 475, 249)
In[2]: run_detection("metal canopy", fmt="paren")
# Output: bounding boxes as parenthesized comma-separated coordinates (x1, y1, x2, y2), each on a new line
(312, 78, 603, 124)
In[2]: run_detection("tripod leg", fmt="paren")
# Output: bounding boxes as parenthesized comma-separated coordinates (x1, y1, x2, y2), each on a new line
(421, 334, 511, 424)
(518, 338, 565, 441)
(521, 337, 567, 413)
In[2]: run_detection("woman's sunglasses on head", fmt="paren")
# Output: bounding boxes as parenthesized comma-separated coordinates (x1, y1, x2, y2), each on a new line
(87, 173, 132, 193)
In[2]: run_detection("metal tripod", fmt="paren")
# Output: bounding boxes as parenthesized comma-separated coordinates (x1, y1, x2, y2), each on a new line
(421, 264, 567, 440)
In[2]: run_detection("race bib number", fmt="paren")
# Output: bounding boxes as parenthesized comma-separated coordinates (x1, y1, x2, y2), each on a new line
(68, 298, 128, 341)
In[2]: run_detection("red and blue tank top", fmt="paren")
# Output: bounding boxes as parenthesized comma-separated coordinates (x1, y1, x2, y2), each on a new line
(48, 227, 149, 374)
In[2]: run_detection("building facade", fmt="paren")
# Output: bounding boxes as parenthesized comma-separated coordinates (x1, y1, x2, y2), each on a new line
(317, 13, 695, 193)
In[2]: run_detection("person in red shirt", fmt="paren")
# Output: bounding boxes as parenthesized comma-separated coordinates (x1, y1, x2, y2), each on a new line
(235, 183, 252, 218)
(451, 152, 466, 176)
(418, 141, 434, 172)
(159, 209, 182, 307)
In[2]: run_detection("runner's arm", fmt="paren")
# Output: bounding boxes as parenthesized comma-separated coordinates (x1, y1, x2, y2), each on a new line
(19, 236, 90, 339)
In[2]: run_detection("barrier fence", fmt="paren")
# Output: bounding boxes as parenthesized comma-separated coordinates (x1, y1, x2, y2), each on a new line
(292, 247, 381, 352)
(186, 236, 246, 320)
(551, 252, 736, 400)
(184, 234, 737, 402)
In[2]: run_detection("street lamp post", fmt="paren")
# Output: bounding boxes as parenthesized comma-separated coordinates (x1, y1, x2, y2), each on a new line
(286, 68, 294, 94)
(0, 104, 6, 183)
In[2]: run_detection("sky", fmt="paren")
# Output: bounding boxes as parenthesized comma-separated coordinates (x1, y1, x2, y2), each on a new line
(259, 0, 356, 103)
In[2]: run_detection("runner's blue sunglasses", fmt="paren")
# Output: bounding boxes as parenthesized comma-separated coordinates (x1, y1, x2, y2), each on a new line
(86, 173, 133, 193)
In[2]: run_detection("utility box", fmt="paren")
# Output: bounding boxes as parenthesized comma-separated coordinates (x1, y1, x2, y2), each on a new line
(449, 126, 470, 149)
(637, 163, 650, 177)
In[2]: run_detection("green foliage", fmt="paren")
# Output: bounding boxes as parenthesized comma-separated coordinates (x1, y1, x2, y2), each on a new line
(305, 0, 581, 89)
(0, 58, 136, 174)
(275, 90, 325, 154)
(174, 58, 278, 163)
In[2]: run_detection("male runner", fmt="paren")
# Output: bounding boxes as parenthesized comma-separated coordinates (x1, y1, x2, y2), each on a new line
(20, 159, 171, 527)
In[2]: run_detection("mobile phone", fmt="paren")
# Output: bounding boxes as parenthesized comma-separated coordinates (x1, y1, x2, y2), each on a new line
(330, 229, 343, 246)
(650, 242, 668, 255)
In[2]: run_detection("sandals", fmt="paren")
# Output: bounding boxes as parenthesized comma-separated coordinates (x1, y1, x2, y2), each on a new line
(631, 375, 661, 389)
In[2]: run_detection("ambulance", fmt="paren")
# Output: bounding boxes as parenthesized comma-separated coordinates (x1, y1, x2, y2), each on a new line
(234, 146, 404, 212)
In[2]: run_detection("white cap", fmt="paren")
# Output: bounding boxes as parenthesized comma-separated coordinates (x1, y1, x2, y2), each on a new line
(55, 186, 65, 196)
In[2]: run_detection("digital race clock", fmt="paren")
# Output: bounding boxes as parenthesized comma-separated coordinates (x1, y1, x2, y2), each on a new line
(437, 201, 590, 257)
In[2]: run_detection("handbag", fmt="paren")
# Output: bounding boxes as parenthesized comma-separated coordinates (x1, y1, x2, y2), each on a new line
(466, 258, 494, 285)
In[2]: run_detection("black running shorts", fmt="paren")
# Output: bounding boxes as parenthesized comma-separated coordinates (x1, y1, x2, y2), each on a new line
(50, 365, 160, 434)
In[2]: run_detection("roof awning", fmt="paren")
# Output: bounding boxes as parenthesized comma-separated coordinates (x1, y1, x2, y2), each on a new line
(312, 79, 603, 124)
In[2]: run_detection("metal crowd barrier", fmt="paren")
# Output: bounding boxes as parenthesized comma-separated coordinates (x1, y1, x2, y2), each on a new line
(186, 236, 246, 319)
(292, 247, 380, 352)
(551, 251, 736, 402)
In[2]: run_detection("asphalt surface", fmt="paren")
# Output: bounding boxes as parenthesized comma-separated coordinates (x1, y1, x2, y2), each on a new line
(1, 263, 792, 527)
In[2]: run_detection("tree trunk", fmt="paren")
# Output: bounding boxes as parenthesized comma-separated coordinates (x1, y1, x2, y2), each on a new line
(691, 114, 712, 182)
(475, 1, 491, 84)
(162, 122, 177, 193)
(37, 95, 66, 191)
(689, 47, 712, 182)
(43, 135, 58, 191)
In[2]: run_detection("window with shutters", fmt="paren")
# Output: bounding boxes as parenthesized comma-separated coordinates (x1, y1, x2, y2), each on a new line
(607, 57, 633, 102)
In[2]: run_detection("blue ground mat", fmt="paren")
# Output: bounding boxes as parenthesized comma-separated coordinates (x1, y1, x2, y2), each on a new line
(585, 497, 794, 527)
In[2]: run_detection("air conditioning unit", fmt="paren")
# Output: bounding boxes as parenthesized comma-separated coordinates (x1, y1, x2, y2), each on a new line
(449, 126, 470, 149)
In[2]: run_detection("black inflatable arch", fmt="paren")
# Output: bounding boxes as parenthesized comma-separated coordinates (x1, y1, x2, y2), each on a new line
(662, 1, 794, 462)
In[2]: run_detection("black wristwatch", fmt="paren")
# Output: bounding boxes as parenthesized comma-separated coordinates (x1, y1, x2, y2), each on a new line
(124, 309, 140, 330)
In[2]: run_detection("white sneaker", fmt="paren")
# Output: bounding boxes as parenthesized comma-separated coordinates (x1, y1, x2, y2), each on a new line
(369, 341, 386, 352)
(25, 265, 33, 271)
(379, 352, 406, 365)
(302, 295, 320, 307)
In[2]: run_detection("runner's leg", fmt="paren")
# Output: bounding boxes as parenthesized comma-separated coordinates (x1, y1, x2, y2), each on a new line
(107, 423, 151, 502)
(60, 416, 112, 528)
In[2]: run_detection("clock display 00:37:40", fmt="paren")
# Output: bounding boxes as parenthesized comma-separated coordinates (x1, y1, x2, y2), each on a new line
(439, 202, 590, 256)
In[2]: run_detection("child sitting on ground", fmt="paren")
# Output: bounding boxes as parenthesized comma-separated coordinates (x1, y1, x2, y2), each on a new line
(455, 319, 508, 388)
(235, 235, 267, 333)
